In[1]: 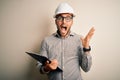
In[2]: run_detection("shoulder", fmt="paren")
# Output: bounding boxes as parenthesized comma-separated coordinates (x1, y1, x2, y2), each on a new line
(71, 32, 84, 45)
(41, 33, 57, 44)
(72, 32, 83, 39)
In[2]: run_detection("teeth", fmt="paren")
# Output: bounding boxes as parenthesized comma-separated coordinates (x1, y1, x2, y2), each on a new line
(62, 26, 67, 30)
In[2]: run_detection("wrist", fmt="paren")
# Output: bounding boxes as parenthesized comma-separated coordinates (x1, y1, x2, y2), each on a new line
(42, 66, 50, 73)
(44, 66, 50, 71)
(83, 46, 91, 52)
(83, 43, 89, 48)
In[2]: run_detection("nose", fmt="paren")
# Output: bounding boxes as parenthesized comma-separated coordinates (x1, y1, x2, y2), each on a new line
(62, 18, 66, 23)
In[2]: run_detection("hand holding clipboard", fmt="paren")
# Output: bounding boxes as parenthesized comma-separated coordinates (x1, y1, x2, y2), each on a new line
(26, 52, 62, 71)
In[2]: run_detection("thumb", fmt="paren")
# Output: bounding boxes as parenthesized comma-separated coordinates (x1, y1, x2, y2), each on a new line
(80, 36, 85, 47)
(80, 36, 84, 42)
(45, 60, 50, 65)
(47, 60, 50, 63)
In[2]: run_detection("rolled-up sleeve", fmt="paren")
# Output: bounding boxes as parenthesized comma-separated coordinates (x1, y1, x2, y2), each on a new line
(79, 36, 92, 72)
(80, 51, 92, 72)
(36, 39, 49, 74)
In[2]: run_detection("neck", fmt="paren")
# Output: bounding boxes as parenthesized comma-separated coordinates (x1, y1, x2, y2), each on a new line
(57, 30, 70, 38)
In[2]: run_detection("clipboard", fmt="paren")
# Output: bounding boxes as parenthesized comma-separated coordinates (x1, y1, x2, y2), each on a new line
(26, 52, 62, 71)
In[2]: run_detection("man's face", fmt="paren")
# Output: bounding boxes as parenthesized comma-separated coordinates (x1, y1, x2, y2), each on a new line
(55, 13, 73, 37)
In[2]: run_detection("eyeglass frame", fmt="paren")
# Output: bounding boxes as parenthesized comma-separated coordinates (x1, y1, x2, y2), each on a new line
(55, 15, 73, 22)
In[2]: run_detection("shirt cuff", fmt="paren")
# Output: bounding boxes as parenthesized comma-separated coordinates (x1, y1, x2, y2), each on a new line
(41, 66, 50, 74)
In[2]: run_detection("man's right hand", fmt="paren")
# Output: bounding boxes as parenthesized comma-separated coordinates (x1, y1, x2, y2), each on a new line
(44, 59, 58, 72)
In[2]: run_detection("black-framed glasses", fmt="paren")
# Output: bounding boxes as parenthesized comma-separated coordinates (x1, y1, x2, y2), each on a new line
(56, 16, 73, 22)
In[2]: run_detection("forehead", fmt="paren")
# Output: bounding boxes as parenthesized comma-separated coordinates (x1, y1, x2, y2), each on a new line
(56, 13, 73, 17)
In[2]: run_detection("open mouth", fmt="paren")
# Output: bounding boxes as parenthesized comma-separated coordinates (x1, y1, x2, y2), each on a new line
(60, 26, 67, 35)
(61, 26, 67, 30)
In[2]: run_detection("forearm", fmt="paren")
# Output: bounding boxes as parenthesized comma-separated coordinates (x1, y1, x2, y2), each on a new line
(81, 51, 92, 72)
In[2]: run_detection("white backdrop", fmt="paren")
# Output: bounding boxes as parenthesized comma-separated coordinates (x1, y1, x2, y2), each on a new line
(0, 0, 120, 80)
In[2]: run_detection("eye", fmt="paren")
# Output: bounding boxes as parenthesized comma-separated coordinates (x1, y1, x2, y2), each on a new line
(56, 16, 63, 20)
(66, 17, 71, 20)
(65, 16, 73, 21)
(56, 15, 73, 22)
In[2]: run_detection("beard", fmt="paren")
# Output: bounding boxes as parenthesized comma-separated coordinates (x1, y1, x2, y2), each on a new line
(57, 25, 71, 37)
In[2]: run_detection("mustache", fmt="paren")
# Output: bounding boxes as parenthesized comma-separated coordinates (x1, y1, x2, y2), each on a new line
(61, 24, 66, 27)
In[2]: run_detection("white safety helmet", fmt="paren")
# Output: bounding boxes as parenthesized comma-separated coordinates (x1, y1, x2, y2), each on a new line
(54, 3, 75, 18)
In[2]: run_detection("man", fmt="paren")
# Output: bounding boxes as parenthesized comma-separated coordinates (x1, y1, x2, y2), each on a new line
(37, 3, 95, 80)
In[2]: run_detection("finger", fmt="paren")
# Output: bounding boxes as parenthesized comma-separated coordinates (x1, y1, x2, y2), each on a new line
(86, 32, 94, 40)
(51, 59, 58, 65)
(44, 60, 50, 68)
(80, 36, 84, 43)
(50, 59, 58, 69)
(87, 27, 95, 37)
(89, 32, 94, 39)
(90, 27, 95, 32)
(88, 27, 95, 35)
(84, 27, 95, 41)
(89, 28, 95, 36)
(90, 27, 95, 34)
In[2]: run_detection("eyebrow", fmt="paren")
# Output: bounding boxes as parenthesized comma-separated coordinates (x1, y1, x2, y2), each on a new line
(56, 15, 73, 18)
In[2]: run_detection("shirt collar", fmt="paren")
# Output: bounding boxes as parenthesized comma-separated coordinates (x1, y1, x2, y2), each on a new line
(54, 30, 75, 38)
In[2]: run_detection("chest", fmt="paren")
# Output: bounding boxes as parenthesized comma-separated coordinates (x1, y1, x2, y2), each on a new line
(47, 37, 81, 59)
